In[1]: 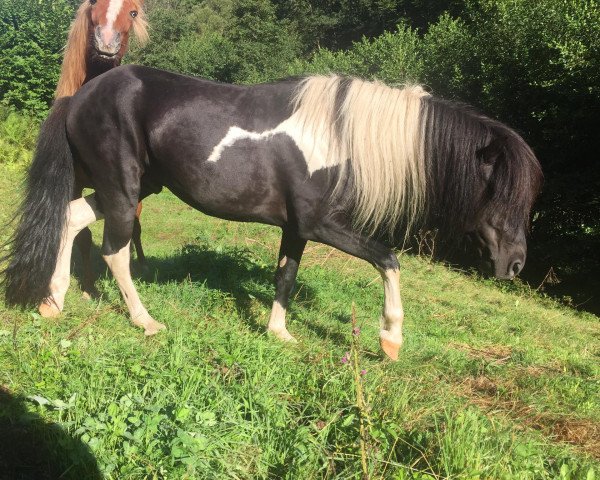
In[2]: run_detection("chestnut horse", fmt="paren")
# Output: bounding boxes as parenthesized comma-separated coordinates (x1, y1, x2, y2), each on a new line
(55, 0, 148, 301)
(4, 68, 543, 360)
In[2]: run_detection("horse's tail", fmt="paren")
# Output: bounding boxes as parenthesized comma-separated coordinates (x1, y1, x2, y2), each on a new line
(3, 97, 74, 308)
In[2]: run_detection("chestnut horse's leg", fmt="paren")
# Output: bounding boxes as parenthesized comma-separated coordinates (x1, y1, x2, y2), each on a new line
(39, 196, 103, 317)
(72, 185, 97, 299)
(74, 227, 97, 299)
(267, 229, 307, 342)
(308, 217, 404, 360)
(132, 202, 146, 264)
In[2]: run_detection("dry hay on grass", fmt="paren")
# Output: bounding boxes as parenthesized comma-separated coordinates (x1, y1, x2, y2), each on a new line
(457, 375, 600, 458)
(448, 342, 600, 457)
(450, 341, 513, 364)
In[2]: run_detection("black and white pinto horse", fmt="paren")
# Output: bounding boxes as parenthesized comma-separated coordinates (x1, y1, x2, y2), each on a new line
(3, 66, 542, 360)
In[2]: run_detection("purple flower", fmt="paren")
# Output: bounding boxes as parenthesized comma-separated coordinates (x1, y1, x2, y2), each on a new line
(341, 352, 350, 364)
(360, 369, 367, 376)
(352, 327, 361, 336)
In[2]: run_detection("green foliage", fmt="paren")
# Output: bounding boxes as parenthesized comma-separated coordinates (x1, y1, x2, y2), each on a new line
(228, 0, 301, 83)
(0, 0, 75, 115)
(130, 0, 301, 83)
(0, 107, 38, 166)
(289, 24, 423, 84)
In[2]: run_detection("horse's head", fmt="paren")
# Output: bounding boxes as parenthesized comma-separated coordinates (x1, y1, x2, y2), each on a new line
(465, 135, 543, 280)
(89, 0, 147, 60)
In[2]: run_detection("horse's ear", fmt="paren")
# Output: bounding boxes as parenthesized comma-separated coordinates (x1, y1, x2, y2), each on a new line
(477, 136, 506, 179)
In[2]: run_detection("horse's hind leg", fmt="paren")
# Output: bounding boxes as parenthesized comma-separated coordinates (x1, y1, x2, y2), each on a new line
(102, 241, 165, 336)
(310, 219, 404, 360)
(100, 197, 165, 335)
(39, 195, 104, 317)
(268, 229, 307, 342)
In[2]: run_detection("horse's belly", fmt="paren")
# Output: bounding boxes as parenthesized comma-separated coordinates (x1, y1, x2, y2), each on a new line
(154, 139, 290, 226)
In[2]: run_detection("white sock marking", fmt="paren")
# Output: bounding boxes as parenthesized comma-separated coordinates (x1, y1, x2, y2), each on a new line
(378, 267, 404, 343)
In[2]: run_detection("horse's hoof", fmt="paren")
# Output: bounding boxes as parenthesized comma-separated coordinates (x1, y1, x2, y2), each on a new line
(379, 330, 402, 361)
(39, 302, 61, 318)
(268, 328, 298, 343)
(143, 320, 166, 336)
(380, 338, 401, 360)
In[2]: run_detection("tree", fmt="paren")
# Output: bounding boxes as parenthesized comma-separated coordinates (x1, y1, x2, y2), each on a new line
(0, 0, 75, 115)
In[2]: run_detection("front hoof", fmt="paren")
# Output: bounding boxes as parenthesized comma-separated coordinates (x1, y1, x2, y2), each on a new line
(380, 330, 402, 361)
(39, 301, 61, 318)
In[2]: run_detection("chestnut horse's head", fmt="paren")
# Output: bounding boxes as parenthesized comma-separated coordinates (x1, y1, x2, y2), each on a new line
(89, 0, 148, 59)
(55, 0, 148, 98)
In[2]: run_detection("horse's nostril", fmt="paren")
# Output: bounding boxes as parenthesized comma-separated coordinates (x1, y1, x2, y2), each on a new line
(510, 261, 523, 277)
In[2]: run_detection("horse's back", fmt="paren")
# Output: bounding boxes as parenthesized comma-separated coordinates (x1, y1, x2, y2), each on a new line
(65, 65, 323, 228)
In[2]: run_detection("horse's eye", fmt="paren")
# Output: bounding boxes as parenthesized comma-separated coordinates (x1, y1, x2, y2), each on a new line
(130, 10, 138, 18)
(89, 0, 96, 4)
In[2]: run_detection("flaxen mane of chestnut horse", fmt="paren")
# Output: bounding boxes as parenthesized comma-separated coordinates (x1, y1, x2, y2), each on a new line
(54, 0, 148, 303)
(3, 67, 542, 360)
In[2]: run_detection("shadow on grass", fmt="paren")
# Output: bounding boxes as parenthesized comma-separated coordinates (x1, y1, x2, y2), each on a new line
(0, 387, 102, 480)
(73, 241, 356, 347)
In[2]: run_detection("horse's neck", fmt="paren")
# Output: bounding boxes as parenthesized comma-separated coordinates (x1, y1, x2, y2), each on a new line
(84, 55, 122, 85)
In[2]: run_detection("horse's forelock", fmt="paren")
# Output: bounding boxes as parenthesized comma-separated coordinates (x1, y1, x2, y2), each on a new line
(485, 131, 543, 231)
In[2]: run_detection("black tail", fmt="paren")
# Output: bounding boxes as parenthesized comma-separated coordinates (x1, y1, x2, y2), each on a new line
(3, 98, 74, 307)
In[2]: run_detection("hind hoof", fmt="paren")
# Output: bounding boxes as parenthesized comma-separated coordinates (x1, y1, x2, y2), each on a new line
(39, 302, 61, 318)
(143, 320, 167, 336)
(268, 328, 297, 343)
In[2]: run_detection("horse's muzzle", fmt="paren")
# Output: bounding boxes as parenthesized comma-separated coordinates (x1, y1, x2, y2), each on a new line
(94, 26, 121, 57)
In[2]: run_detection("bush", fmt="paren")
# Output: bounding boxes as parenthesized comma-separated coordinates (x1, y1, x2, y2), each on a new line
(0, 0, 75, 116)
(289, 24, 423, 84)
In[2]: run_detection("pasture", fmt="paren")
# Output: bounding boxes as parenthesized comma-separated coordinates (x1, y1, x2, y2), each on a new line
(0, 163, 598, 479)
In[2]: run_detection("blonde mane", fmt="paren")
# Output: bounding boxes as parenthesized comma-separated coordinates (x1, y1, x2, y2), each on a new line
(292, 75, 430, 239)
(55, 0, 149, 99)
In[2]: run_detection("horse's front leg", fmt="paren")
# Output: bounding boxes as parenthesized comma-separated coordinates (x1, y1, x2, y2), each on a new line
(39, 195, 104, 317)
(309, 217, 404, 360)
(377, 266, 404, 360)
(267, 229, 307, 342)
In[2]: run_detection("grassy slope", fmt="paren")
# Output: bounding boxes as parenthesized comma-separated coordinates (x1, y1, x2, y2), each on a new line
(0, 164, 598, 479)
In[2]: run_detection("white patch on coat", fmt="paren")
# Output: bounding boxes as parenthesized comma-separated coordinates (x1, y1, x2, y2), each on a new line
(206, 113, 342, 174)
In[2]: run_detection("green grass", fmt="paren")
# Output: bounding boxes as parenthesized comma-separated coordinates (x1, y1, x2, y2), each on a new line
(1, 164, 599, 479)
